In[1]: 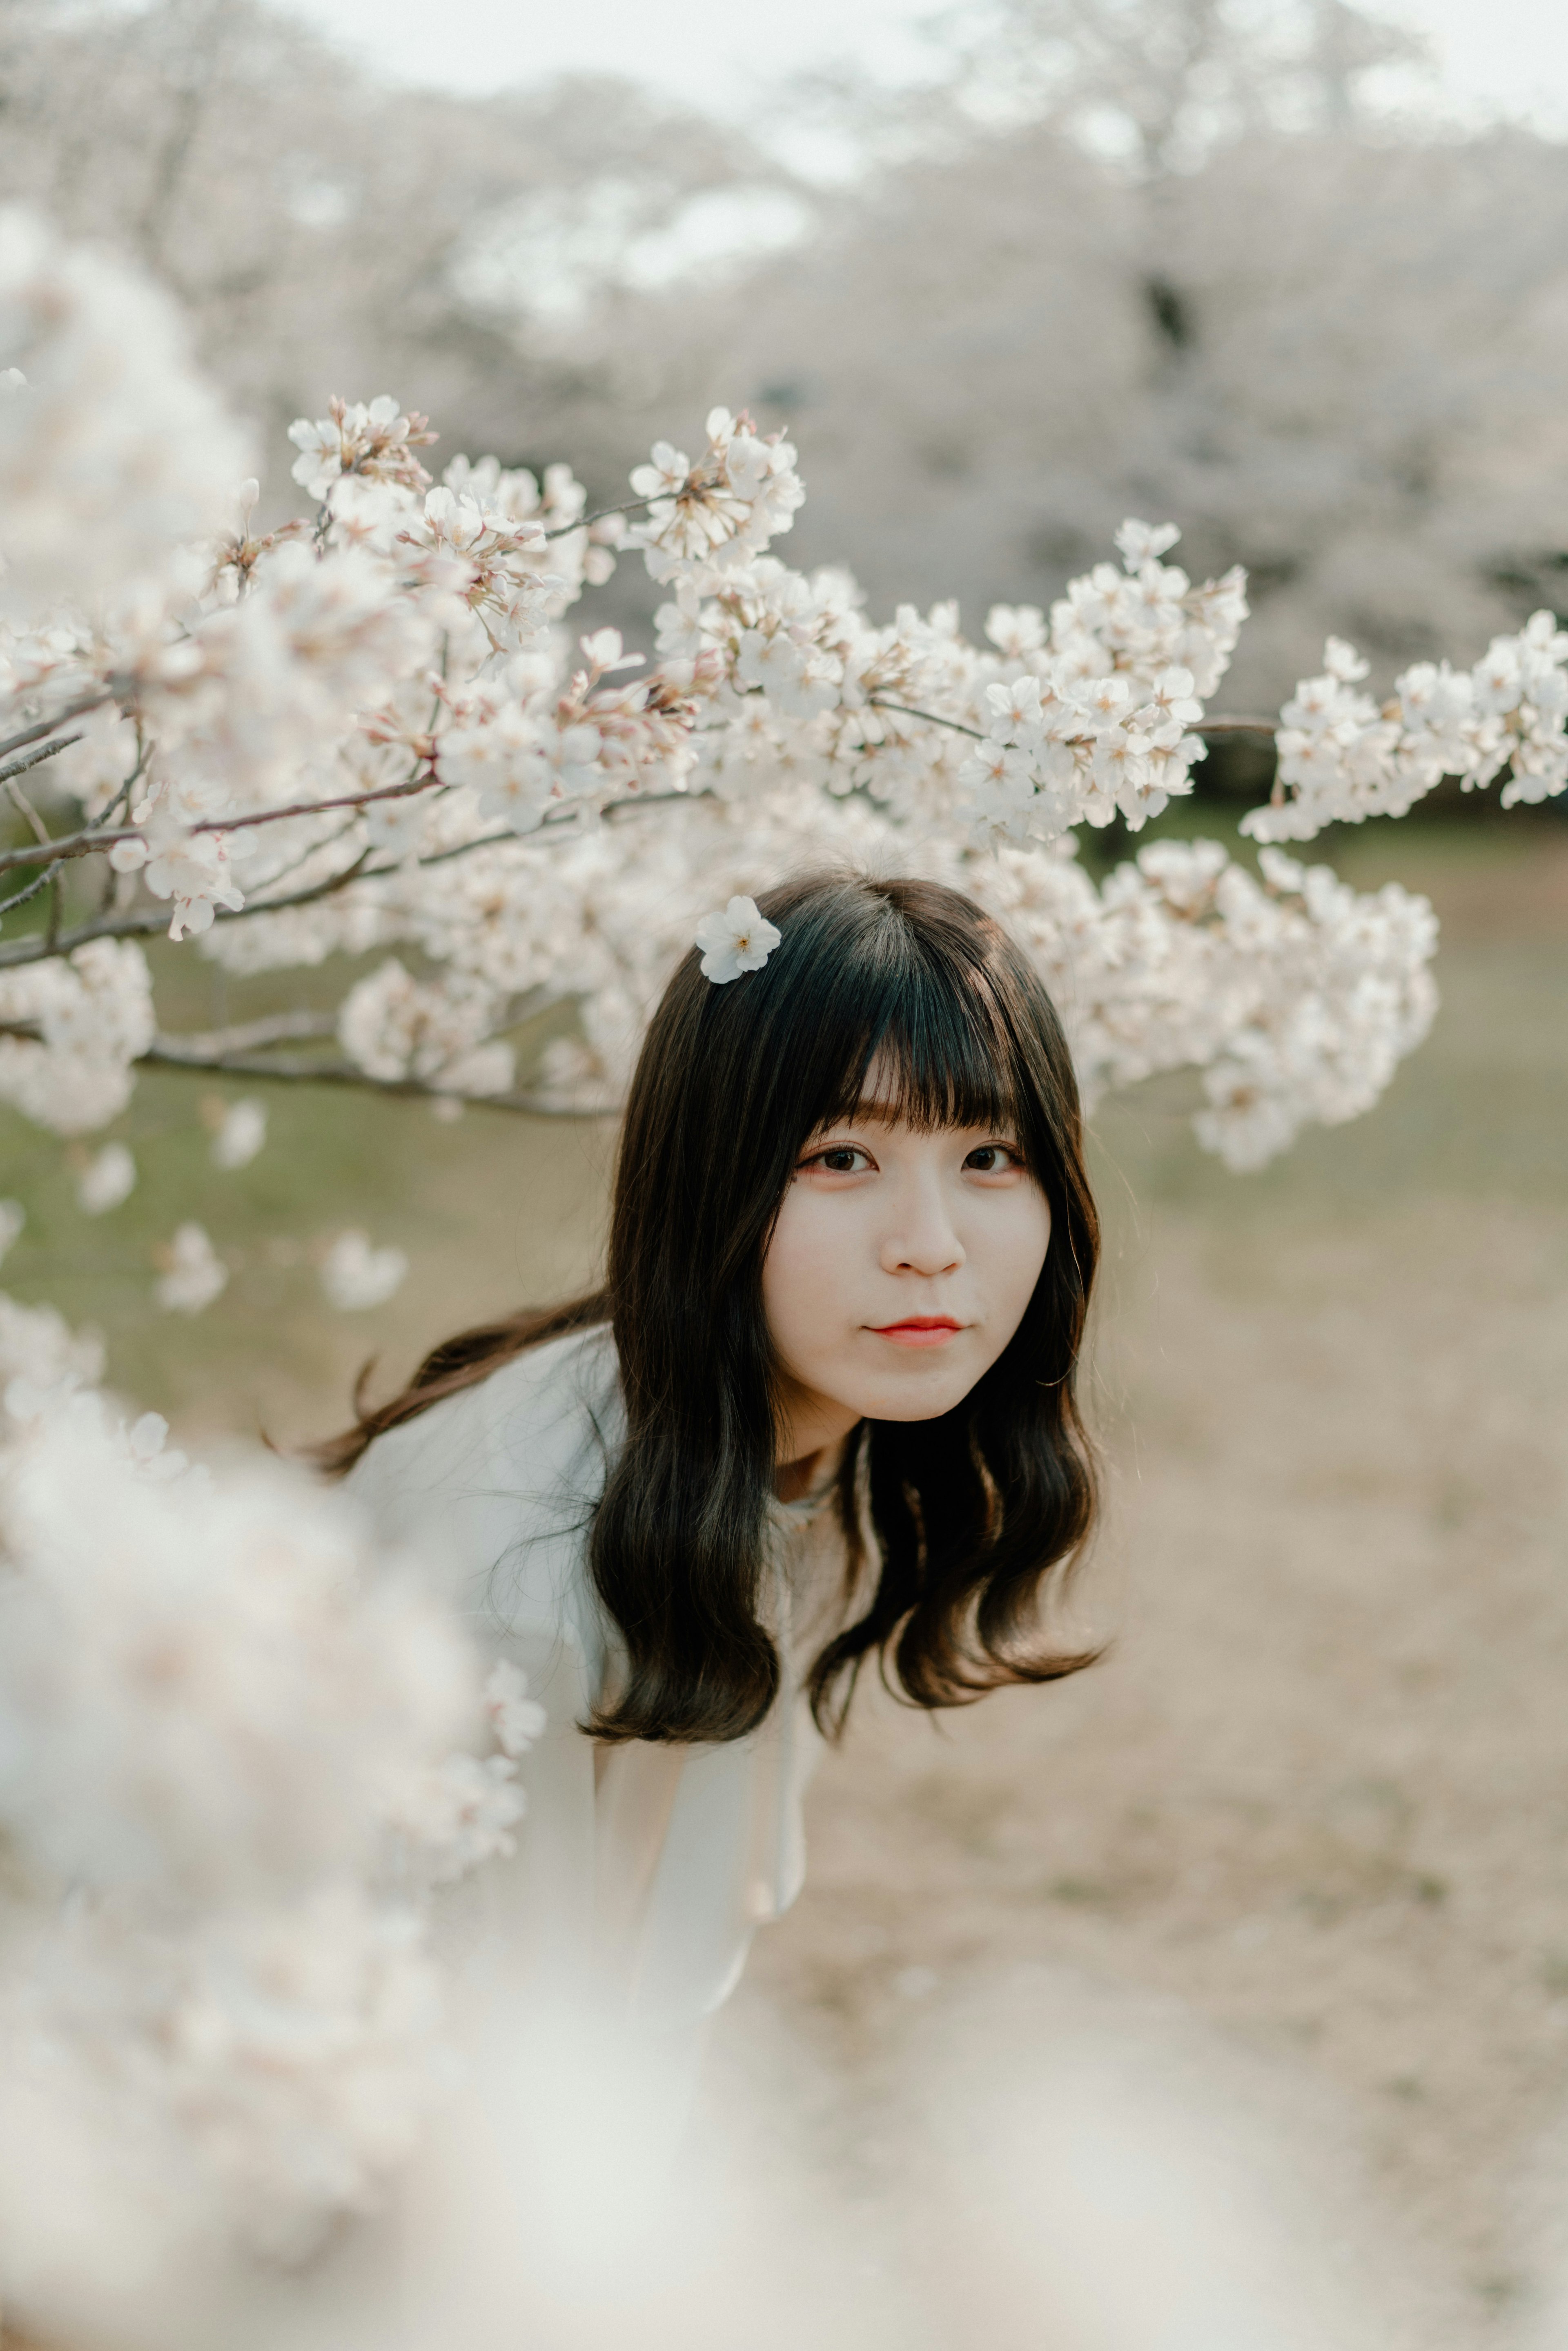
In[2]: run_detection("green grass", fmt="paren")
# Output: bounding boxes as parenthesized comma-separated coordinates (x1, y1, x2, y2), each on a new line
(0, 1039, 613, 1446)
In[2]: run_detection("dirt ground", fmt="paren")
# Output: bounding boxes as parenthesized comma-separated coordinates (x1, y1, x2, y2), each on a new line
(709, 829, 1568, 2343)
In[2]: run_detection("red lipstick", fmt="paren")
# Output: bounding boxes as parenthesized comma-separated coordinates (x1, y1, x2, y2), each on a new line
(870, 1317, 964, 1349)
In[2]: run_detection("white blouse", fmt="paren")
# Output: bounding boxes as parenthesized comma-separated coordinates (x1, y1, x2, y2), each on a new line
(345, 1322, 850, 2045)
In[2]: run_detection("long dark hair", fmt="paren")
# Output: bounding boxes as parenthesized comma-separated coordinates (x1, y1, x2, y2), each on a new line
(320, 871, 1101, 1745)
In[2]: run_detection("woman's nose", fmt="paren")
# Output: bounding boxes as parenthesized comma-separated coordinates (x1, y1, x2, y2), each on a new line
(879, 1176, 965, 1276)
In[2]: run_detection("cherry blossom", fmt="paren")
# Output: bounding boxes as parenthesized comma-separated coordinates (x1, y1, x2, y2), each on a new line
(154, 1221, 227, 1315)
(319, 1229, 409, 1311)
(209, 1097, 267, 1170)
(0, 1368, 534, 2272)
(694, 894, 783, 981)
(1244, 615, 1568, 842)
(0, 943, 156, 1135)
(77, 1140, 136, 1212)
(0, 1290, 104, 1397)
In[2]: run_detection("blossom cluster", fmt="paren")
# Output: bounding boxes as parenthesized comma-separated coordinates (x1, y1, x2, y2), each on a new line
(972, 836, 1439, 1170)
(646, 510, 1245, 841)
(0, 937, 154, 1132)
(0, 1350, 541, 2291)
(2, 200, 1539, 1202)
(1243, 623, 1568, 843)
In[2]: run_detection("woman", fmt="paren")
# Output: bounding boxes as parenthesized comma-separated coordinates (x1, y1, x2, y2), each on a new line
(325, 870, 1100, 2081)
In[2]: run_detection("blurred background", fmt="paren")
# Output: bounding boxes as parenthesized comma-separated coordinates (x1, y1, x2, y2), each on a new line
(2, 0, 1566, 2334)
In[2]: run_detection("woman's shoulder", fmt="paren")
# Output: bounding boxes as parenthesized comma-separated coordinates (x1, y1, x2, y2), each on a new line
(343, 1319, 621, 1551)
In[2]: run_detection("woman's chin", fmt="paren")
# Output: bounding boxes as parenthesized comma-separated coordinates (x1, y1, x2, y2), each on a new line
(855, 1372, 977, 1424)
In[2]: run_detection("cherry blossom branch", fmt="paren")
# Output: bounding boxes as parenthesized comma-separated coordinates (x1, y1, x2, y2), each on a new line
(0, 732, 86, 793)
(189, 773, 438, 836)
(542, 495, 649, 542)
(2, 770, 62, 957)
(0, 865, 56, 922)
(138, 1036, 589, 1116)
(148, 1010, 339, 1055)
(2, 775, 51, 851)
(0, 809, 135, 878)
(0, 691, 114, 765)
(243, 814, 365, 897)
(865, 697, 1278, 746)
(865, 698, 986, 740)
(1, 1001, 587, 1113)
(0, 906, 178, 964)
(0, 846, 382, 969)
(2, 700, 1286, 905)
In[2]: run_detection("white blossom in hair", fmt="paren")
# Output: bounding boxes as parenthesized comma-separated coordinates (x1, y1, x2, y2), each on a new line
(693, 896, 782, 984)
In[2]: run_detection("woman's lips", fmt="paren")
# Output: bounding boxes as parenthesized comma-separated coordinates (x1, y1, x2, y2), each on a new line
(870, 1317, 964, 1350)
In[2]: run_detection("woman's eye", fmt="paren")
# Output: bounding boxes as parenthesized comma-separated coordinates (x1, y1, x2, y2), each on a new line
(964, 1143, 1022, 1174)
(806, 1145, 871, 1174)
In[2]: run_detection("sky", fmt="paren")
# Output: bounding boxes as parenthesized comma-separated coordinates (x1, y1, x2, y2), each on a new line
(279, 0, 1568, 140)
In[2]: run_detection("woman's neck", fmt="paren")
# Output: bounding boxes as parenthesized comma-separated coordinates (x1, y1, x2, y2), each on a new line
(773, 1375, 863, 1502)
(774, 1439, 844, 1505)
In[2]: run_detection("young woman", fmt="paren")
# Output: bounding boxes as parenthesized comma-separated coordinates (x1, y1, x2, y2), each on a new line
(326, 870, 1100, 2071)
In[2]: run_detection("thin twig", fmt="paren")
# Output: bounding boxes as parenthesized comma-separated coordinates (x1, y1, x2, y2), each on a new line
(3, 777, 52, 849)
(236, 846, 377, 917)
(0, 867, 54, 922)
(0, 907, 171, 966)
(151, 1010, 339, 1056)
(0, 691, 114, 765)
(189, 772, 439, 836)
(245, 814, 361, 896)
(138, 1037, 593, 1116)
(0, 817, 138, 879)
(0, 844, 383, 969)
(865, 700, 1281, 746)
(96, 741, 148, 831)
(866, 699, 987, 742)
(0, 733, 85, 792)
(542, 494, 650, 543)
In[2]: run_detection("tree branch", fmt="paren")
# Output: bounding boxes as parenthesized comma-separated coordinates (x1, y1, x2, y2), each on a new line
(0, 866, 55, 923)
(0, 692, 114, 765)
(0, 812, 136, 879)
(0, 733, 86, 793)
(189, 772, 439, 836)
(865, 698, 986, 741)
(0, 845, 381, 968)
(150, 1010, 339, 1056)
(542, 494, 650, 542)
(3, 777, 52, 850)
(138, 1036, 595, 1116)
(864, 698, 1281, 745)
(0, 1006, 595, 1114)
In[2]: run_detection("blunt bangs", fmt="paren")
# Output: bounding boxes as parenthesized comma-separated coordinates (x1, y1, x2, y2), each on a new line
(831, 934, 1020, 1141)
(717, 875, 1043, 1172)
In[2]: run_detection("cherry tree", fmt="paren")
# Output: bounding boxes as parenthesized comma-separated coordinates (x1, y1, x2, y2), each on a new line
(5, 202, 1526, 1252)
(618, 1, 1568, 716)
(0, 0, 803, 478)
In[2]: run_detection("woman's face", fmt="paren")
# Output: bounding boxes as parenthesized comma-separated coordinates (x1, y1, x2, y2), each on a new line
(761, 1087, 1052, 1463)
